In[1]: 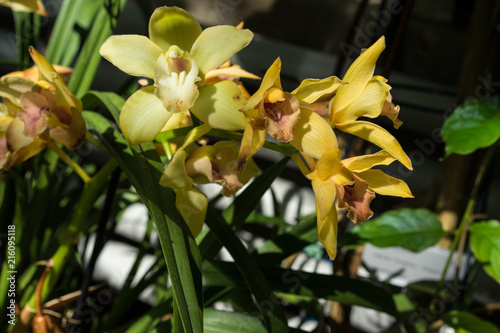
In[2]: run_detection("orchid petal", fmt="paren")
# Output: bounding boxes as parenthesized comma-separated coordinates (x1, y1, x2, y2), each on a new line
(0, 76, 35, 105)
(190, 80, 247, 131)
(311, 178, 337, 221)
(179, 123, 212, 151)
(291, 108, 338, 159)
(50, 109, 86, 149)
(337, 174, 375, 224)
(292, 76, 344, 104)
(342, 150, 396, 172)
(336, 120, 412, 170)
(176, 187, 207, 237)
(159, 149, 193, 189)
(316, 201, 338, 260)
(191, 25, 253, 78)
(330, 36, 385, 114)
(185, 145, 217, 183)
(19, 91, 49, 137)
(357, 169, 413, 198)
(28, 46, 56, 82)
(204, 64, 260, 85)
(238, 122, 266, 171)
(6, 117, 34, 150)
(99, 35, 162, 79)
(242, 57, 282, 111)
(335, 78, 390, 124)
(120, 86, 172, 145)
(148, 6, 202, 52)
(4, 137, 47, 170)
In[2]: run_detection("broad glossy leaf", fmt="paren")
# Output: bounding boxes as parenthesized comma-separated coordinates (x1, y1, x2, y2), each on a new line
(469, 220, 500, 284)
(204, 308, 266, 333)
(349, 208, 444, 252)
(441, 99, 500, 156)
(442, 311, 500, 333)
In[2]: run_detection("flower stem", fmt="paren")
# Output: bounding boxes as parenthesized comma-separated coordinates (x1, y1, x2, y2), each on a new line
(47, 140, 91, 183)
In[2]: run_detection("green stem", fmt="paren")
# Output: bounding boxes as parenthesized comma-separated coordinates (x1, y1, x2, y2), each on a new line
(16, 159, 117, 330)
(47, 140, 91, 183)
(433, 147, 495, 301)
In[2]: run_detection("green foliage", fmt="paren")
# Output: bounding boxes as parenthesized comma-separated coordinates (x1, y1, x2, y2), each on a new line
(348, 208, 444, 252)
(441, 99, 500, 156)
(469, 220, 500, 284)
(442, 311, 500, 333)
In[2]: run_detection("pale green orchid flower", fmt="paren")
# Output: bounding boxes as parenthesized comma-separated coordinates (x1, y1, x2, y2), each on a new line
(99, 6, 253, 145)
(159, 124, 257, 236)
(291, 108, 412, 260)
(329, 36, 412, 170)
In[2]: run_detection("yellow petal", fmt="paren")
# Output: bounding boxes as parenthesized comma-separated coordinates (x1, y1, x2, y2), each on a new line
(176, 187, 207, 237)
(238, 122, 266, 171)
(28, 46, 57, 82)
(292, 76, 344, 104)
(356, 169, 413, 198)
(290, 108, 338, 159)
(190, 80, 247, 131)
(342, 150, 396, 173)
(99, 35, 163, 79)
(330, 36, 385, 115)
(316, 201, 338, 260)
(0, 76, 36, 105)
(148, 6, 202, 52)
(311, 179, 337, 221)
(242, 57, 282, 111)
(6, 117, 33, 150)
(336, 120, 412, 170)
(334, 78, 390, 124)
(159, 149, 193, 189)
(120, 86, 172, 145)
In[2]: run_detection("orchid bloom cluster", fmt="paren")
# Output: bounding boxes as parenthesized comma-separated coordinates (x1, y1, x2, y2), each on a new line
(0, 47, 86, 172)
(100, 6, 413, 259)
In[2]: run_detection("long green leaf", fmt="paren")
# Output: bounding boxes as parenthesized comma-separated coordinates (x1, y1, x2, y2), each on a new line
(204, 308, 267, 333)
(205, 209, 288, 332)
(83, 96, 203, 332)
(44, 0, 85, 64)
(442, 310, 500, 333)
(69, 0, 128, 97)
(203, 260, 399, 317)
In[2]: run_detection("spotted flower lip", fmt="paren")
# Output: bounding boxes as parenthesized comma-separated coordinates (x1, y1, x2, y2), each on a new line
(99, 6, 253, 145)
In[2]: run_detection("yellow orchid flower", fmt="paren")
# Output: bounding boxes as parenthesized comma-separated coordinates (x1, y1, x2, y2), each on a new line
(329, 36, 412, 170)
(159, 124, 258, 236)
(237, 58, 345, 170)
(0, 0, 47, 15)
(99, 6, 253, 145)
(291, 108, 412, 260)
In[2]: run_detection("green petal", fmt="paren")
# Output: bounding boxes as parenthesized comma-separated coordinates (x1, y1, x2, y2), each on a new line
(330, 36, 385, 115)
(160, 149, 193, 189)
(292, 76, 344, 105)
(148, 6, 202, 52)
(99, 35, 163, 79)
(176, 187, 207, 237)
(120, 86, 172, 145)
(191, 25, 253, 78)
(242, 57, 282, 111)
(179, 123, 212, 151)
(190, 80, 247, 131)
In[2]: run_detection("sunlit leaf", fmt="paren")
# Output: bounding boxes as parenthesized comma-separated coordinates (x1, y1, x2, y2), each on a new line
(469, 220, 500, 284)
